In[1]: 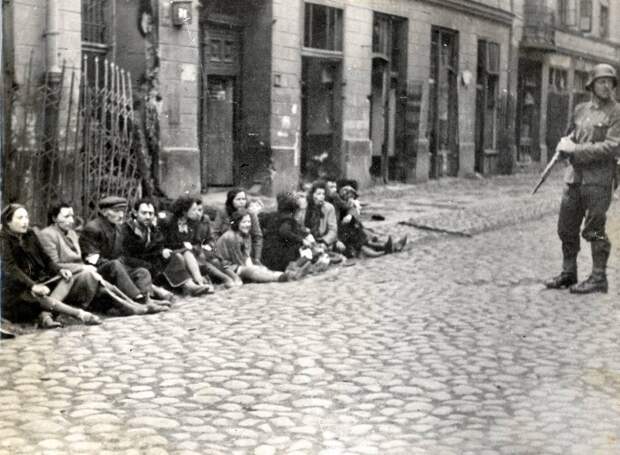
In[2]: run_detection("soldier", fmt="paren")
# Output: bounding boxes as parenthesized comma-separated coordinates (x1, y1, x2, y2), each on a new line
(545, 63, 620, 294)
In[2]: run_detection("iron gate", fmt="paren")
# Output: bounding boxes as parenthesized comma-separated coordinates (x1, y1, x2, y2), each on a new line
(5, 54, 141, 225)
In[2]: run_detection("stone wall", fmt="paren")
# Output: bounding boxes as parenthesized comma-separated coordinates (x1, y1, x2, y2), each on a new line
(157, 0, 201, 197)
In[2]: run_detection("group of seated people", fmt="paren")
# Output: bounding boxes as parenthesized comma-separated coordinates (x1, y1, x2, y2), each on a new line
(1, 178, 407, 333)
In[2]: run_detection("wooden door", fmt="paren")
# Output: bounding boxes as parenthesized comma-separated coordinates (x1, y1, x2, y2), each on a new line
(205, 76, 235, 185)
(429, 27, 459, 178)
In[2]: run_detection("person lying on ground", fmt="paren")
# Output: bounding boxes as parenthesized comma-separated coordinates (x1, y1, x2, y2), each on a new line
(1, 204, 101, 328)
(120, 198, 213, 297)
(79, 196, 171, 305)
(216, 210, 304, 283)
(211, 188, 264, 264)
(37, 201, 167, 316)
(161, 195, 242, 289)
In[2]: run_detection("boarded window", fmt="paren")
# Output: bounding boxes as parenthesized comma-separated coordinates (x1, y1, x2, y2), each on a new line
(304, 3, 343, 51)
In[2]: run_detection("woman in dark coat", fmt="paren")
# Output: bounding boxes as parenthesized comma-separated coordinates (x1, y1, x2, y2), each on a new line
(262, 192, 314, 271)
(0, 204, 101, 328)
(162, 196, 243, 288)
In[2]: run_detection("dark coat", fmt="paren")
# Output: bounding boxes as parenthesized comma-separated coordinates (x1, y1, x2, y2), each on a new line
(79, 215, 123, 261)
(119, 218, 166, 272)
(261, 211, 308, 271)
(0, 229, 61, 322)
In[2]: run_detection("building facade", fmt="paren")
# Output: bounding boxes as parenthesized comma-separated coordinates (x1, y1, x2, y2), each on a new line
(515, 0, 620, 165)
(3, 0, 543, 202)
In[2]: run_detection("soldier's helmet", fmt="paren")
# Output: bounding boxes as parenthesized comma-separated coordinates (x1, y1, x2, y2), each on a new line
(586, 63, 618, 90)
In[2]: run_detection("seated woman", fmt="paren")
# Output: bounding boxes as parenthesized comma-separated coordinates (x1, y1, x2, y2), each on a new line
(38, 201, 168, 316)
(1, 204, 101, 328)
(211, 188, 263, 265)
(304, 181, 339, 250)
(261, 192, 315, 272)
(162, 196, 242, 289)
(216, 210, 300, 283)
(337, 185, 408, 258)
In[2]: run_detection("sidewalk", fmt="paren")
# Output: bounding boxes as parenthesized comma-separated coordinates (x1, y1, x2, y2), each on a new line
(201, 167, 568, 246)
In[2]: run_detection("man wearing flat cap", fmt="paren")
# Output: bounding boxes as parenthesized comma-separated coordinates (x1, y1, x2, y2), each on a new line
(545, 63, 620, 294)
(80, 196, 155, 303)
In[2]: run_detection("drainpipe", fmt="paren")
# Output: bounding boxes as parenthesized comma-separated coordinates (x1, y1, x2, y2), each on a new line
(45, 0, 62, 78)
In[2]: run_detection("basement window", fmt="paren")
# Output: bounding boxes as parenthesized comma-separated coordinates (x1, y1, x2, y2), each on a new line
(304, 3, 343, 51)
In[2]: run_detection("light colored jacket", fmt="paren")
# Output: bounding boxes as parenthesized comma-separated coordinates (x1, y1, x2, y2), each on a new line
(37, 225, 88, 273)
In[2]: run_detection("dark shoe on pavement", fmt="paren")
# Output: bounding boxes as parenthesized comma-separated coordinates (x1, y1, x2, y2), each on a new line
(384, 236, 393, 254)
(544, 273, 577, 289)
(182, 281, 213, 297)
(569, 275, 608, 294)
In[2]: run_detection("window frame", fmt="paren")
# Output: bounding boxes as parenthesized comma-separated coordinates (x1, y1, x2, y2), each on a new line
(303, 2, 344, 53)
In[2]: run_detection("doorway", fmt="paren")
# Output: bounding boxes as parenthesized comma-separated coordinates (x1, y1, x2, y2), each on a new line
(301, 57, 343, 180)
(516, 59, 542, 162)
(369, 13, 407, 182)
(204, 76, 236, 185)
(428, 27, 459, 178)
(200, 21, 241, 188)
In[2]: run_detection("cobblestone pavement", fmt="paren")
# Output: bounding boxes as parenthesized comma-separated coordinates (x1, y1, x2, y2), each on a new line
(3, 175, 620, 454)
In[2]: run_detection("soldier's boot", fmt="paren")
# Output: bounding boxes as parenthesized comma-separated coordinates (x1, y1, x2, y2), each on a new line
(545, 257, 577, 289)
(570, 243, 609, 294)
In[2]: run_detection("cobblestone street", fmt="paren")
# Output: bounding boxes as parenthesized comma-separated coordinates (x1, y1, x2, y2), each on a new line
(2, 173, 620, 454)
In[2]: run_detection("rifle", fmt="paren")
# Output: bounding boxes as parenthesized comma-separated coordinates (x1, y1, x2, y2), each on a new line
(531, 131, 575, 195)
(531, 150, 563, 195)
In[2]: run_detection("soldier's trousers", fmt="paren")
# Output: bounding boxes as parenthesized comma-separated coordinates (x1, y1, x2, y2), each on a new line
(557, 184, 612, 274)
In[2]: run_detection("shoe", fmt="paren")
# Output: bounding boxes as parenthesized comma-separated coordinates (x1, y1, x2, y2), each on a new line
(38, 312, 62, 329)
(77, 310, 102, 325)
(182, 281, 213, 297)
(393, 235, 408, 252)
(152, 285, 175, 302)
(145, 302, 170, 314)
(569, 275, 608, 294)
(544, 273, 577, 289)
(384, 236, 393, 254)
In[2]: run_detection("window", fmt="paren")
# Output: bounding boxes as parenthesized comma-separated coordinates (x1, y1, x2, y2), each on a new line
(573, 70, 590, 105)
(82, 0, 107, 44)
(600, 3, 609, 38)
(549, 68, 568, 92)
(373, 15, 390, 55)
(477, 40, 500, 150)
(579, 0, 592, 32)
(304, 3, 343, 51)
(559, 0, 577, 26)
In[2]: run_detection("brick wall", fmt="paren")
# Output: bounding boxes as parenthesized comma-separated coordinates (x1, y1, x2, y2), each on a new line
(157, 0, 201, 197)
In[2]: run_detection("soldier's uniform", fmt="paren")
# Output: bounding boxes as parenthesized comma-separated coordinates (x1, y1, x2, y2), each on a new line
(546, 64, 620, 293)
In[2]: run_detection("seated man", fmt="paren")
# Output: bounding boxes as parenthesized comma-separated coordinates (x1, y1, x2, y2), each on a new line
(79, 196, 170, 305)
(37, 201, 167, 315)
(120, 198, 213, 296)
